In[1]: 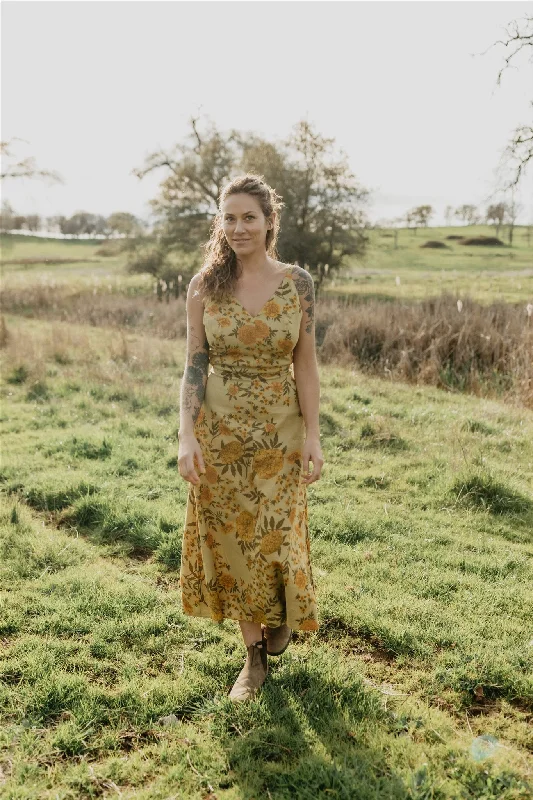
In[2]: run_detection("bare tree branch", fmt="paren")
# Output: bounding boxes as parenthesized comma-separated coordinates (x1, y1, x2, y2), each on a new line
(482, 15, 533, 192)
(0, 138, 64, 184)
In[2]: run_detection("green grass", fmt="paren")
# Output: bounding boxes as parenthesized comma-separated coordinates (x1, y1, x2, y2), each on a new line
(324, 224, 533, 305)
(1, 311, 532, 799)
(2, 225, 532, 304)
(1, 232, 100, 257)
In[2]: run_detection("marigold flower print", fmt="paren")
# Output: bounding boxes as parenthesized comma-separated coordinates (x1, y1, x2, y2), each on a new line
(180, 264, 319, 631)
(253, 448, 284, 479)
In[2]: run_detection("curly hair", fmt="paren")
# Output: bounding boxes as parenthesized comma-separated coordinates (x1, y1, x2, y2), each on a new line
(194, 173, 285, 304)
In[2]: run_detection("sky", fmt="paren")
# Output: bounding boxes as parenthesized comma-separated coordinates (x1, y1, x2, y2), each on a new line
(2, 0, 533, 228)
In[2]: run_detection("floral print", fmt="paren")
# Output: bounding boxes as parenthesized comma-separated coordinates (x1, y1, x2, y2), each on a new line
(180, 265, 319, 631)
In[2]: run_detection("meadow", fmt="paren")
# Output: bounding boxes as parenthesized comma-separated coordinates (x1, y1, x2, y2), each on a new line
(0, 227, 532, 799)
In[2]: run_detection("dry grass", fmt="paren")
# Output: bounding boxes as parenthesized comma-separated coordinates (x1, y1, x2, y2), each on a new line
(1, 317, 183, 409)
(1, 284, 532, 408)
(0, 284, 187, 340)
(317, 292, 532, 409)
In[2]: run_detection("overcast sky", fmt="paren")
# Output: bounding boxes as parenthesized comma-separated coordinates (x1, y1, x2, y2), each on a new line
(2, 0, 532, 227)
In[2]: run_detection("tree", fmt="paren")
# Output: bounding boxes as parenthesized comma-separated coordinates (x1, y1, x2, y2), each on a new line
(404, 205, 433, 232)
(486, 202, 507, 236)
(25, 214, 41, 232)
(0, 200, 16, 233)
(107, 212, 145, 238)
(0, 138, 64, 235)
(129, 115, 371, 295)
(504, 189, 523, 245)
(454, 204, 480, 226)
(0, 137, 64, 185)
(482, 14, 533, 191)
(279, 121, 371, 293)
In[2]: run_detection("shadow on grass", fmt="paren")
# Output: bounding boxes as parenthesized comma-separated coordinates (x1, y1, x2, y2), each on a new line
(192, 650, 411, 800)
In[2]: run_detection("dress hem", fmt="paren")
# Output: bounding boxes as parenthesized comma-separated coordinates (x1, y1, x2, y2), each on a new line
(181, 607, 319, 633)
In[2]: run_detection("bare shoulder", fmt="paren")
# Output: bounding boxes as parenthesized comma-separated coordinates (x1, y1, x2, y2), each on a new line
(187, 272, 208, 306)
(287, 264, 315, 301)
(286, 264, 315, 335)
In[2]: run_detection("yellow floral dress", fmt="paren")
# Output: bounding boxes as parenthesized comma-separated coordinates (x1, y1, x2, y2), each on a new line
(179, 264, 319, 632)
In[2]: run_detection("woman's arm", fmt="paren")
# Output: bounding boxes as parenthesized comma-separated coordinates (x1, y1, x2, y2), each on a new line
(291, 266, 321, 439)
(179, 274, 209, 438)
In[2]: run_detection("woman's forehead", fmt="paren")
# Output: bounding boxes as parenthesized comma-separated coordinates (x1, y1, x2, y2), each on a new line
(222, 194, 262, 213)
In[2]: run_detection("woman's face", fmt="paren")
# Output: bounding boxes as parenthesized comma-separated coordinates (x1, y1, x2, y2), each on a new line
(221, 194, 272, 255)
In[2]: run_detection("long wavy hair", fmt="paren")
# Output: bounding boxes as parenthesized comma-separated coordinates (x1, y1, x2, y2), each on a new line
(195, 173, 285, 304)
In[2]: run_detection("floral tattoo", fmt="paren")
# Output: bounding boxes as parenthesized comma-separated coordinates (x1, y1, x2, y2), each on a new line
(292, 266, 315, 334)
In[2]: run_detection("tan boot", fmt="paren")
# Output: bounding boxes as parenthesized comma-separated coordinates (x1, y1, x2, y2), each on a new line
(264, 623, 292, 656)
(228, 628, 268, 702)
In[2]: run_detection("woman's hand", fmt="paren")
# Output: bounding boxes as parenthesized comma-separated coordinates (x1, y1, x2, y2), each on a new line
(301, 434, 324, 485)
(178, 433, 206, 485)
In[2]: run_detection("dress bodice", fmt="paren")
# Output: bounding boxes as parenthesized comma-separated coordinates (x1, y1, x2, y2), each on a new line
(203, 265, 302, 382)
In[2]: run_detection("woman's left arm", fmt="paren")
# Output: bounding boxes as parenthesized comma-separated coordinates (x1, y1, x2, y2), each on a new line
(291, 266, 324, 485)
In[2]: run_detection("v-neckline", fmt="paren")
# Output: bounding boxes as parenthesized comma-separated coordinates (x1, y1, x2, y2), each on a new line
(230, 265, 289, 319)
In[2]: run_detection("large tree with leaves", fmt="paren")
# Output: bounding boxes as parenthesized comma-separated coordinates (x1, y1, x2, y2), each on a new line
(126, 116, 370, 296)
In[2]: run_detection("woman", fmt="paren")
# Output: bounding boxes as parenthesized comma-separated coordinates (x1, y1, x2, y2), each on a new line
(178, 173, 323, 702)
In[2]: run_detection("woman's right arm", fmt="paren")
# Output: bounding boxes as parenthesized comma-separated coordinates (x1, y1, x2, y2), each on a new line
(178, 274, 208, 483)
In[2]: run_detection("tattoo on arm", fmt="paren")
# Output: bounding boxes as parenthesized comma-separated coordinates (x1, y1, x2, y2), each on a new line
(293, 266, 315, 334)
(181, 326, 209, 428)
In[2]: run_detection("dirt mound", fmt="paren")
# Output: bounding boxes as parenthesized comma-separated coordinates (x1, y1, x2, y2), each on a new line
(460, 236, 504, 246)
(420, 241, 448, 249)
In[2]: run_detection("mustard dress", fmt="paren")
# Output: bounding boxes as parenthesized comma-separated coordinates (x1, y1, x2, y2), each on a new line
(179, 264, 319, 632)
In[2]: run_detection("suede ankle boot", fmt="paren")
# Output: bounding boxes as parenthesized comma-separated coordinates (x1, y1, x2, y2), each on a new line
(264, 623, 292, 656)
(228, 628, 268, 702)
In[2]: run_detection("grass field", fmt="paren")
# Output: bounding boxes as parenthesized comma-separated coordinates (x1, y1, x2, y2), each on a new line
(1, 230, 532, 798)
(2, 226, 533, 304)
(325, 225, 533, 306)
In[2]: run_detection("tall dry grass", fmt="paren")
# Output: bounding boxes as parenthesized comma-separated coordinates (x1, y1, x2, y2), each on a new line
(317, 292, 532, 408)
(0, 284, 187, 340)
(1, 284, 532, 408)
(0, 318, 181, 410)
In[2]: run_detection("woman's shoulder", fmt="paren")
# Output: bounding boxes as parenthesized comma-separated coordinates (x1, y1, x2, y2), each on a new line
(188, 272, 209, 307)
(279, 261, 297, 279)
(282, 263, 313, 293)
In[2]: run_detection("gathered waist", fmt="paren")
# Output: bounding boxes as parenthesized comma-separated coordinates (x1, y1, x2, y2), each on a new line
(209, 362, 294, 381)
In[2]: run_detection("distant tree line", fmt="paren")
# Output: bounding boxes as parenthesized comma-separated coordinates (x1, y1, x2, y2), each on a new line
(378, 200, 524, 241)
(1, 198, 525, 241)
(0, 201, 147, 238)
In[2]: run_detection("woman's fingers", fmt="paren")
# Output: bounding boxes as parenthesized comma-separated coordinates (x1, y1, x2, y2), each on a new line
(178, 453, 205, 484)
(177, 438, 206, 485)
(301, 456, 323, 484)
